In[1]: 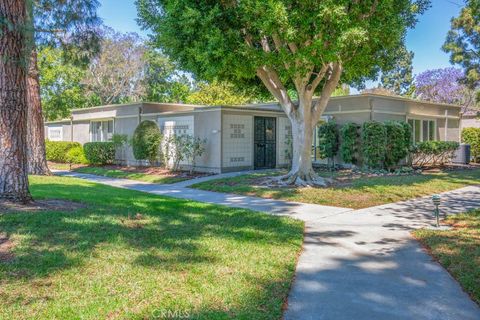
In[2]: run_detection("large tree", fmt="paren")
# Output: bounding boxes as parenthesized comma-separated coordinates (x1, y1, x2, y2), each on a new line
(415, 67, 478, 112)
(0, 0, 31, 202)
(27, 0, 101, 175)
(137, 0, 429, 185)
(380, 47, 415, 96)
(82, 28, 146, 105)
(186, 80, 259, 105)
(443, 0, 480, 93)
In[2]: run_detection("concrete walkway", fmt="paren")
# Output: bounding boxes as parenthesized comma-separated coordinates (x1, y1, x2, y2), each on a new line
(55, 171, 480, 319)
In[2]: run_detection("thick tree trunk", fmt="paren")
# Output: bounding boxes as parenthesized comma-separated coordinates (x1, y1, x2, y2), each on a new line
(0, 0, 32, 203)
(279, 98, 327, 186)
(27, 48, 51, 175)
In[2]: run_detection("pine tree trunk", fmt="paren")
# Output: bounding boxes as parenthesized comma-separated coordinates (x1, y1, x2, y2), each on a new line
(27, 48, 51, 175)
(0, 0, 32, 203)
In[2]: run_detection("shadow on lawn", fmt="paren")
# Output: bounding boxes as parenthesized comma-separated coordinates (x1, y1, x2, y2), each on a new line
(0, 181, 301, 281)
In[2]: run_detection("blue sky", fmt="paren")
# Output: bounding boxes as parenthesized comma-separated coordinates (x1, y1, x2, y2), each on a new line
(98, 0, 462, 81)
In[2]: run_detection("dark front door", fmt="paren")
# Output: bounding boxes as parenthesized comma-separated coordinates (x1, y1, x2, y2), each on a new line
(254, 117, 276, 169)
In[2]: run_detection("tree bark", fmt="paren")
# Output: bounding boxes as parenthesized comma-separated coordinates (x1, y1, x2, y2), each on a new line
(27, 48, 51, 175)
(0, 0, 32, 203)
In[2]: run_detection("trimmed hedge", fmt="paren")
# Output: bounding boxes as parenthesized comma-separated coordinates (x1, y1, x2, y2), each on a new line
(340, 122, 359, 164)
(45, 140, 81, 163)
(83, 142, 115, 165)
(317, 121, 339, 165)
(361, 121, 387, 168)
(65, 146, 89, 165)
(412, 141, 459, 167)
(461, 127, 480, 162)
(132, 120, 162, 164)
(384, 121, 411, 168)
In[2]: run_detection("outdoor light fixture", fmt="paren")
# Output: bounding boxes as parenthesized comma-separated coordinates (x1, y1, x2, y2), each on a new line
(432, 194, 441, 228)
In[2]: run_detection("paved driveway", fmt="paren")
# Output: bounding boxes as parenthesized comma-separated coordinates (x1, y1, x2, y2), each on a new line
(55, 171, 480, 319)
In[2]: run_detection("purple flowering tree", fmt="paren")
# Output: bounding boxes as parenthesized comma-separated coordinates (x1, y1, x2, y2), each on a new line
(415, 67, 477, 112)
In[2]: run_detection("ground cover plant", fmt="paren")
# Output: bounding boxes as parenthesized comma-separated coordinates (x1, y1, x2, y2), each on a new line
(0, 176, 303, 319)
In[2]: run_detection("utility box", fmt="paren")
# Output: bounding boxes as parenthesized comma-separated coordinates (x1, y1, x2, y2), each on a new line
(452, 144, 471, 164)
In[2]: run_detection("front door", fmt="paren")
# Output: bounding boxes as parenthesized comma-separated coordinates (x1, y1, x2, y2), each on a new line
(254, 117, 276, 169)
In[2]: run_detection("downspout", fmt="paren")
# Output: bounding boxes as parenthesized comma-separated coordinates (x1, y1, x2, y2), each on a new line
(444, 109, 448, 142)
(138, 105, 143, 124)
(70, 115, 73, 143)
(369, 97, 374, 120)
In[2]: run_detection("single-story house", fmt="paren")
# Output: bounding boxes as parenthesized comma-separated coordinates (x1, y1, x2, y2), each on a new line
(45, 93, 462, 173)
(461, 108, 480, 129)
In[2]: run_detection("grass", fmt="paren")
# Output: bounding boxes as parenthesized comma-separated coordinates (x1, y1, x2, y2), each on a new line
(413, 210, 480, 305)
(0, 176, 303, 319)
(191, 169, 480, 209)
(74, 166, 189, 184)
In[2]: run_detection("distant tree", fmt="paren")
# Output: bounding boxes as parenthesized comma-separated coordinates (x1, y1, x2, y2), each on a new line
(443, 0, 480, 93)
(27, 0, 101, 175)
(186, 81, 256, 105)
(143, 47, 192, 103)
(82, 28, 146, 105)
(38, 47, 92, 121)
(415, 67, 477, 112)
(137, 0, 429, 186)
(380, 47, 415, 96)
(331, 84, 351, 97)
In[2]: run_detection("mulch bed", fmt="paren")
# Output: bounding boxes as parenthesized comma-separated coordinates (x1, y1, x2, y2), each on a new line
(98, 165, 213, 179)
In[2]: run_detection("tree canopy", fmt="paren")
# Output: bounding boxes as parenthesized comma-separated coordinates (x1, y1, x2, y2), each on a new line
(443, 0, 480, 92)
(380, 47, 415, 96)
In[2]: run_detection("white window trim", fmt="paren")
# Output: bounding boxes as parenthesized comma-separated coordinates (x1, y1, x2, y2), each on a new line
(89, 118, 115, 142)
(48, 126, 63, 141)
(407, 117, 437, 142)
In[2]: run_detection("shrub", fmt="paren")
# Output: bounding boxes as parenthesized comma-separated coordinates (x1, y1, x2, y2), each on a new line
(132, 120, 162, 164)
(183, 136, 207, 173)
(340, 122, 359, 164)
(361, 121, 387, 169)
(462, 127, 480, 162)
(317, 121, 339, 167)
(163, 134, 187, 171)
(45, 140, 81, 163)
(83, 142, 115, 165)
(412, 141, 459, 167)
(65, 146, 89, 165)
(384, 121, 410, 168)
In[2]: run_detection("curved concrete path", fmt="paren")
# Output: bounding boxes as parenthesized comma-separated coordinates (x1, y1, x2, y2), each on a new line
(54, 170, 480, 319)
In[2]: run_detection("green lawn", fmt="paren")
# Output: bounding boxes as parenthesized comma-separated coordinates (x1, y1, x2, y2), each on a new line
(0, 176, 303, 319)
(191, 169, 480, 209)
(74, 166, 188, 184)
(413, 210, 480, 305)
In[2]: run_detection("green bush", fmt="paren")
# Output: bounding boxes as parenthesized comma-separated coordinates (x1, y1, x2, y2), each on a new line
(132, 120, 162, 164)
(340, 122, 359, 164)
(384, 121, 410, 168)
(412, 141, 459, 167)
(45, 140, 81, 163)
(317, 121, 339, 167)
(461, 127, 480, 162)
(83, 142, 115, 165)
(65, 146, 89, 165)
(361, 121, 387, 169)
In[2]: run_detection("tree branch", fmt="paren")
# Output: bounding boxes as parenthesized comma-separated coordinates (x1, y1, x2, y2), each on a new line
(256, 66, 295, 115)
(312, 62, 342, 120)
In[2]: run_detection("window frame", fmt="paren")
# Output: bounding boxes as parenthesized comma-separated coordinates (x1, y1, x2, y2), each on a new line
(90, 119, 115, 142)
(407, 117, 437, 143)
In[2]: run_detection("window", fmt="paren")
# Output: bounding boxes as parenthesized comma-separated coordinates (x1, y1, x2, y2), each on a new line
(90, 120, 114, 142)
(48, 127, 63, 141)
(408, 118, 436, 143)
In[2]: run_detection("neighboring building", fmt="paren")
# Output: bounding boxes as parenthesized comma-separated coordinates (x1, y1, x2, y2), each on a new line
(461, 108, 480, 129)
(45, 93, 462, 173)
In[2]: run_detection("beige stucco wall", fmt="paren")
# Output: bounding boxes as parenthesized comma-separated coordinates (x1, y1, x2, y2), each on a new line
(462, 117, 480, 129)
